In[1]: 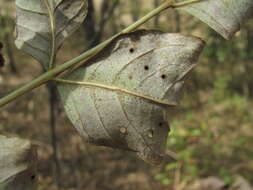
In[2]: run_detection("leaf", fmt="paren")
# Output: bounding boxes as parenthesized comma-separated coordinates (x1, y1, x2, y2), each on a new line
(57, 30, 204, 165)
(0, 135, 37, 190)
(15, 0, 88, 69)
(177, 0, 253, 39)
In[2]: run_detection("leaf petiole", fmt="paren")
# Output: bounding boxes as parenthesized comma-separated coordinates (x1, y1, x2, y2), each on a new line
(43, 0, 56, 70)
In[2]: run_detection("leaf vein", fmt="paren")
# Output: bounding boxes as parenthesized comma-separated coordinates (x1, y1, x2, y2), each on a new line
(116, 94, 156, 155)
(54, 78, 176, 107)
(92, 89, 123, 145)
(70, 87, 91, 139)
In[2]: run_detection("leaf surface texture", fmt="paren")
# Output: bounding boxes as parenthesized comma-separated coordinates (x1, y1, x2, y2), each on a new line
(177, 0, 253, 39)
(0, 135, 37, 190)
(15, 0, 88, 68)
(58, 30, 204, 164)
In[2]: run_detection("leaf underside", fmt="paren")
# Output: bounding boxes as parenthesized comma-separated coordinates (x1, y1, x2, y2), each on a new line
(15, 0, 88, 68)
(0, 135, 37, 190)
(58, 30, 205, 165)
(178, 0, 253, 39)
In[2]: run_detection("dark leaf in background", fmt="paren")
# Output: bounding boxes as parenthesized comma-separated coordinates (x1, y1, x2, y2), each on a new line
(0, 42, 4, 67)
(58, 30, 205, 165)
(15, 0, 88, 68)
(177, 0, 253, 39)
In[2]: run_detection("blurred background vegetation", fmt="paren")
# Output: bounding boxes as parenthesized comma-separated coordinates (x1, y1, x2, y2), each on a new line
(0, 0, 252, 190)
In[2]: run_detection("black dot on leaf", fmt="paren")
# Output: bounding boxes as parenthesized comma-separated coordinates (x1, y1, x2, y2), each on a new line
(144, 65, 149, 70)
(129, 48, 135, 53)
(30, 175, 36, 180)
(158, 122, 163, 127)
(161, 74, 166, 79)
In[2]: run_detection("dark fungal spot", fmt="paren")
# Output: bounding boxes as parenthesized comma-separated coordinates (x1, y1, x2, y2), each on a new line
(144, 65, 149, 70)
(30, 175, 36, 180)
(161, 74, 166, 79)
(129, 48, 134, 53)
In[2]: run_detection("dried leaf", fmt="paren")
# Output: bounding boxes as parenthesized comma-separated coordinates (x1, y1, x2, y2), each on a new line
(58, 30, 204, 165)
(15, 0, 88, 68)
(232, 176, 253, 190)
(177, 0, 253, 39)
(0, 135, 37, 190)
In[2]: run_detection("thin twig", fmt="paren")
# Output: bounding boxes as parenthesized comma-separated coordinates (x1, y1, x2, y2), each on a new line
(90, 0, 120, 47)
(47, 83, 62, 187)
